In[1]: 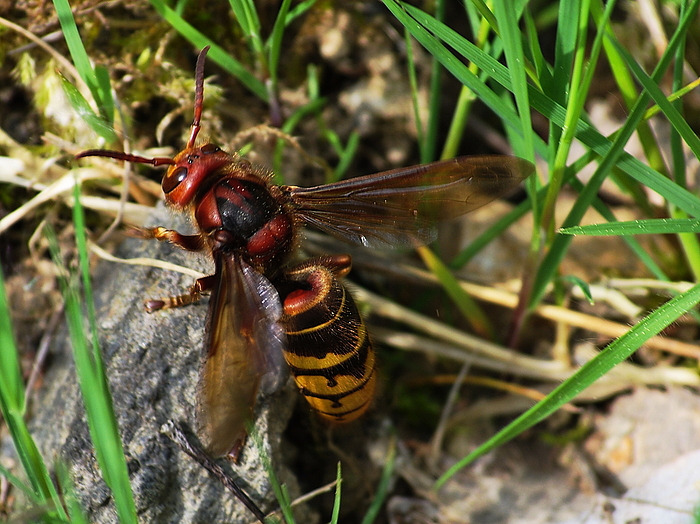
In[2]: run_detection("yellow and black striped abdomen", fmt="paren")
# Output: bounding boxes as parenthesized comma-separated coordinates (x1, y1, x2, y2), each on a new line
(277, 255, 376, 423)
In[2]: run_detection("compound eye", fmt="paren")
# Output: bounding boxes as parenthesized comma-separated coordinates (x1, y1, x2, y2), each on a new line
(162, 166, 187, 193)
(201, 144, 220, 154)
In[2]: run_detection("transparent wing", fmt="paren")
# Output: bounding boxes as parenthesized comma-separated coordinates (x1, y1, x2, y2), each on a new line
(195, 252, 286, 458)
(286, 155, 534, 248)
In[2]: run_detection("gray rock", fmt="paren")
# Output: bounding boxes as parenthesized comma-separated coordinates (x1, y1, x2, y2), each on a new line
(30, 203, 303, 523)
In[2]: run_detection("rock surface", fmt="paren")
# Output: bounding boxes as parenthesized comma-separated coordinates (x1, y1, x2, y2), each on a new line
(30, 204, 301, 523)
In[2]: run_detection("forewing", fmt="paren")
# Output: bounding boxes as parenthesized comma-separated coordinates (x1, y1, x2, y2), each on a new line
(287, 155, 534, 248)
(196, 252, 286, 458)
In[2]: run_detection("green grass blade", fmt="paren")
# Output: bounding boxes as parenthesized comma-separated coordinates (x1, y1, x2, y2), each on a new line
(667, 0, 700, 281)
(286, 0, 318, 25)
(93, 66, 114, 126)
(528, 0, 700, 306)
(328, 462, 342, 524)
(0, 272, 24, 413)
(405, 27, 426, 159)
(0, 463, 41, 502)
(56, 461, 89, 524)
(148, 0, 268, 100)
(68, 181, 137, 523)
(390, 0, 700, 218)
(273, 96, 327, 181)
(383, 1, 533, 145)
(228, 0, 262, 42)
(541, 0, 594, 234)
(360, 438, 396, 524)
(560, 218, 700, 236)
(59, 72, 118, 143)
(435, 282, 700, 488)
(492, 0, 534, 160)
(566, 176, 668, 281)
(424, 0, 445, 162)
(591, 0, 667, 185)
(332, 131, 360, 182)
(560, 275, 593, 303)
(417, 246, 494, 340)
(267, 0, 293, 85)
(249, 427, 294, 524)
(0, 264, 67, 520)
(611, 40, 700, 162)
(52, 0, 114, 124)
(44, 181, 137, 523)
(523, 10, 551, 89)
(469, 0, 498, 30)
(230, 0, 268, 80)
(550, 0, 579, 101)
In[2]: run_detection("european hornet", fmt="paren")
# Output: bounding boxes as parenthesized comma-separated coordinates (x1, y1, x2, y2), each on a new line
(77, 47, 533, 463)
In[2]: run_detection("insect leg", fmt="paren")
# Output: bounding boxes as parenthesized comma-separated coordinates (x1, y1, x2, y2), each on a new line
(127, 226, 206, 251)
(161, 420, 268, 524)
(145, 275, 216, 312)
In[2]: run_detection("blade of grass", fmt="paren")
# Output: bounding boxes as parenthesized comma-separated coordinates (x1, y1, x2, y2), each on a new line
(70, 180, 137, 523)
(423, 0, 446, 162)
(405, 27, 426, 159)
(285, 0, 317, 25)
(384, 1, 532, 147)
(250, 427, 294, 524)
(541, 0, 596, 236)
(272, 96, 327, 182)
(417, 246, 494, 340)
(560, 218, 700, 236)
(668, 0, 700, 281)
(45, 180, 137, 523)
(592, 0, 666, 173)
(0, 273, 24, 417)
(59, 72, 118, 143)
(389, 0, 700, 218)
(360, 437, 396, 524)
(590, 0, 656, 216)
(52, 0, 114, 125)
(267, 0, 293, 86)
(491, 0, 540, 346)
(565, 159, 668, 281)
(440, 6, 498, 161)
(331, 131, 360, 182)
(328, 463, 342, 524)
(492, 0, 534, 161)
(610, 28, 700, 280)
(228, 0, 264, 58)
(611, 40, 700, 163)
(0, 463, 42, 503)
(528, 0, 700, 307)
(56, 461, 89, 524)
(0, 265, 67, 520)
(147, 0, 267, 100)
(543, 0, 581, 191)
(435, 281, 700, 488)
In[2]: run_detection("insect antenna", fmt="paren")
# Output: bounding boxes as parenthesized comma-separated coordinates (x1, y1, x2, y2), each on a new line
(187, 45, 210, 149)
(75, 149, 176, 166)
(77, 46, 211, 165)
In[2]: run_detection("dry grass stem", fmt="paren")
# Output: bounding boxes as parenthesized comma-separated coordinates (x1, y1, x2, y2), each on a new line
(400, 265, 700, 359)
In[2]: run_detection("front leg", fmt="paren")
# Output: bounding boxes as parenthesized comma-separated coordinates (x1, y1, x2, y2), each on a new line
(128, 226, 206, 252)
(128, 226, 213, 312)
(145, 275, 216, 313)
